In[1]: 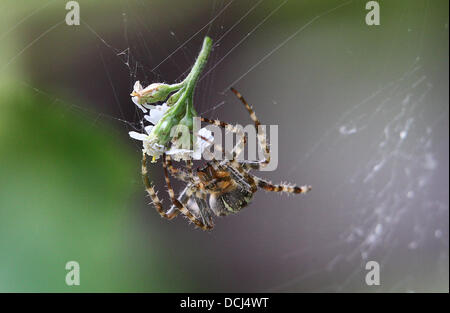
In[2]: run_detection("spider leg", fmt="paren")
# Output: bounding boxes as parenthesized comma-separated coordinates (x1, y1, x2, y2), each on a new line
(166, 184, 190, 218)
(237, 160, 272, 171)
(141, 151, 178, 220)
(168, 186, 214, 228)
(200, 117, 246, 139)
(200, 117, 233, 130)
(253, 175, 311, 194)
(162, 154, 213, 231)
(162, 156, 197, 219)
(230, 88, 270, 168)
(230, 89, 311, 193)
(166, 151, 218, 224)
(200, 116, 247, 159)
(165, 155, 196, 183)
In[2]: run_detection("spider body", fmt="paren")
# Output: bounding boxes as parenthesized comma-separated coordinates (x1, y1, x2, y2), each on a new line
(160, 162, 254, 229)
(141, 88, 311, 231)
(198, 162, 254, 216)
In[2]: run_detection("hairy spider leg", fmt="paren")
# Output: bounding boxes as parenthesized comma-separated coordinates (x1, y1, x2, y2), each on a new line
(142, 151, 212, 230)
(230, 87, 271, 169)
(255, 176, 311, 194)
(162, 153, 213, 230)
(141, 151, 178, 220)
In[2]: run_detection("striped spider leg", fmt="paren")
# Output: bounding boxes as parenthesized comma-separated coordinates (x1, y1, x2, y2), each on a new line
(141, 151, 179, 220)
(142, 150, 213, 230)
(164, 154, 215, 229)
(161, 158, 195, 219)
(161, 154, 214, 230)
(228, 88, 311, 194)
(229, 87, 270, 170)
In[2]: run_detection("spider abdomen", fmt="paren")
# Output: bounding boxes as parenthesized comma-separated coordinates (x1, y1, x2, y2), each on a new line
(209, 185, 253, 216)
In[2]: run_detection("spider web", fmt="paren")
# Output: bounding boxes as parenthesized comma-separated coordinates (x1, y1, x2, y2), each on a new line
(275, 58, 448, 292)
(8, 0, 448, 292)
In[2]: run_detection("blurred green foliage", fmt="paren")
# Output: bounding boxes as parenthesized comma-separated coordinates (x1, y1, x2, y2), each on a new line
(0, 91, 189, 291)
(0, 0, 200, 293)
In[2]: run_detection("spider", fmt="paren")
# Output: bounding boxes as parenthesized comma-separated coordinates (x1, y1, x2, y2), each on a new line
(141, 88, 311, 230)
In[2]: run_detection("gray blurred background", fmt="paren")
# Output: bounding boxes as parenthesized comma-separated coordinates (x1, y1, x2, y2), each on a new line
(0, 0, 448, 292)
